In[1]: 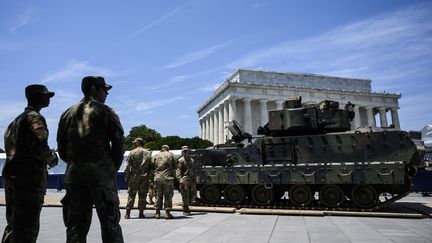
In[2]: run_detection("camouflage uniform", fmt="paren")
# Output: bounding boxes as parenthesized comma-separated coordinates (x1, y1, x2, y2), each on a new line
(58, 90, 125, 243)
(2, 85, 57, 243)
(151, 146, 177, 218)
(176, 154, 197, 213)
(124, 145, 151, 216)
(147, 174, 155, 204)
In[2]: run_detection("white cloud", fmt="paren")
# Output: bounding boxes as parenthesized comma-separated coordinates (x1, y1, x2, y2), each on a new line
(227, 2, 432, 130)
(135, 96, 187, 111)
(197, 81, 223, 92)
(164, 40, 235, 69)
(252, 3, 264, 9)
(125, 0, 194, 40)
(0, 43, 20, 52)
(9, 6, 35, 32)
(41, 60, 118, 84)
(150, 68, 222, 91)
(228, 2, 432, 90)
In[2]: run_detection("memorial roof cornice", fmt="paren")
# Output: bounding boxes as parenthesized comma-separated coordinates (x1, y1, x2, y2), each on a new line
(197, 80, 401, 113)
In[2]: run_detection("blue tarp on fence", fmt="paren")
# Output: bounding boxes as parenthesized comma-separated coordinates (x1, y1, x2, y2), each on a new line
(0, 172, 128, 191)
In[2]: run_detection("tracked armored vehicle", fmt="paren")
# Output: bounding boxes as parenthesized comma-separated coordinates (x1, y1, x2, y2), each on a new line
(191, 98, 424, 210)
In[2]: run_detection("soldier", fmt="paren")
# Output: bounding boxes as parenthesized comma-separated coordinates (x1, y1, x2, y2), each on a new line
(124, 138, 152, 219)
(176, 145, 197, 216)
(57, 76, 124, 243)
(151, 144, 177, 219)
(147, 176, 155, 205)
(2, 84, 58, 243)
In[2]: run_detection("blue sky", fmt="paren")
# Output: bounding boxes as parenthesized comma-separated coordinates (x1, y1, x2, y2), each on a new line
(1, 0, 431, 149)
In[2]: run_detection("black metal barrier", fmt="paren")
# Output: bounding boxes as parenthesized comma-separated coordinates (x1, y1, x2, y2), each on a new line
(413, 168, 432, 193)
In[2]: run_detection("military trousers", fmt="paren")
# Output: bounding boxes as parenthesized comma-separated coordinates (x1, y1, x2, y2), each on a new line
(1, 183, 45, 243)
(62, 183, 124, 243)
(180, 181, 197, 207)
(148, 180, 154, 200)
(154, 180, 174, 210)
(126, 175, 149, 210)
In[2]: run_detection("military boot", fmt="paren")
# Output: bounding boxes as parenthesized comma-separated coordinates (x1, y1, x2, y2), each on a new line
(124, 209, 131, 219)
(186, 206, 191, 215)
(139, 209, 145, 218)
(165, 210, 173, 219)
(147, 197, 155, 205)
(183, 206, 188, 216)
(154, 209, 161, 219)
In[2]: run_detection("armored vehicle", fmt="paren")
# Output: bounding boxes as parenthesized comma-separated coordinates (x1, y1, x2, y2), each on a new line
(191, 97, 424, 210)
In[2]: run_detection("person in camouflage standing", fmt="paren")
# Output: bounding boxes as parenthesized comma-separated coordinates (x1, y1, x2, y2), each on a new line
(147, 176, 155, 205)
(2, 84, 58, 243)
(57, 76, 125, 243)
(124, 138, 152, 219)
(176, 146, 197, 216)
(151, 144, 177, 219)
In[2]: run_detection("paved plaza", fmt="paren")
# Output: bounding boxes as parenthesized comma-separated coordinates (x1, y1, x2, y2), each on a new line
(1, 190, 432, 243)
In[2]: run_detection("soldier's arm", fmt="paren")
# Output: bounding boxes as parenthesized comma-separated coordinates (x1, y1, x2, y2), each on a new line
(141, 152, 152, 174)
(106, 107, 125, 170)
(124, 155, 132, 175)
(57, 110, 70, 163)
(175, 158, 184, 183)
(28, 112, 57, 166)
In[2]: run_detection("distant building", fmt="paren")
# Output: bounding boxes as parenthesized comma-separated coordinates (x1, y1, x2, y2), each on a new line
(197, 69, 401, 144)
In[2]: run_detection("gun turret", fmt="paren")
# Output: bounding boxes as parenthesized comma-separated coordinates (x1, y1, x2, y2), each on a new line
(226, 120, 252, 143)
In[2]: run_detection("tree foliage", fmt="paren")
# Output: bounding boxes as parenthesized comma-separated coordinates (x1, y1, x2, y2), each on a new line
(0, 148, 5, 153)
(125, 124, 213, 151)
(125, 125, 161, 150)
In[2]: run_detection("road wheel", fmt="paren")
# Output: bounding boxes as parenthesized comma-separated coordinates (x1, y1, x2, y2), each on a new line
(251, 185, 274, 206)
(319, 185, 344, 207)
(200, 184, 221, 204)
(351, 185, 378, 208)
(223, 184, 245, 204)
(289, 185, 313, 207)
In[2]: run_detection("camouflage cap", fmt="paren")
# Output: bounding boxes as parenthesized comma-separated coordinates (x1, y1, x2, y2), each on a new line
(181, 145, 190, 151)
(25, 84, 55, 98)
(133, 138, 144, 144)
(81, 76, 113, 94)
(161, 144, 170, 150)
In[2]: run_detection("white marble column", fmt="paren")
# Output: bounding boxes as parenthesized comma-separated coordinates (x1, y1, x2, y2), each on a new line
(213, 108, 219, 144)
(205, 115, 210, 140)
(199, 119, 203, 139)
(209, 111, 214, 143)
(391, 108, 401, 130)
(259, 99, 268, 126)
(243, 98, 252, 134)
(365, 106, 375, 127)
(379, 107, 388, 128)
(275, 100, 284, 110)
(353, 106, 361, 129)
(228, 98, 237, 122)
(218, 105, 224, 144)
(223, 100, 229, 140)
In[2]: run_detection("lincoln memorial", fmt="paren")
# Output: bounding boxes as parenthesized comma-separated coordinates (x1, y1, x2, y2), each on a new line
(197, 69, 401, 145)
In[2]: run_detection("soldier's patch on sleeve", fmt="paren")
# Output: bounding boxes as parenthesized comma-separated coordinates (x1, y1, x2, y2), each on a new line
(32, 120, 45, 130)
(30, 119, 48, 141)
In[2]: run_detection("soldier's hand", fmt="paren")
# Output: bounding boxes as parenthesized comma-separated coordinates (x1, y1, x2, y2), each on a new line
(48, 151, 59, 169)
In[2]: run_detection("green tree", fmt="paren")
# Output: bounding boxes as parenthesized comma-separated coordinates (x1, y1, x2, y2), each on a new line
(0, 148, 5, 153)
(125, 125, 161, 150)
(124, 124, 213, 151)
